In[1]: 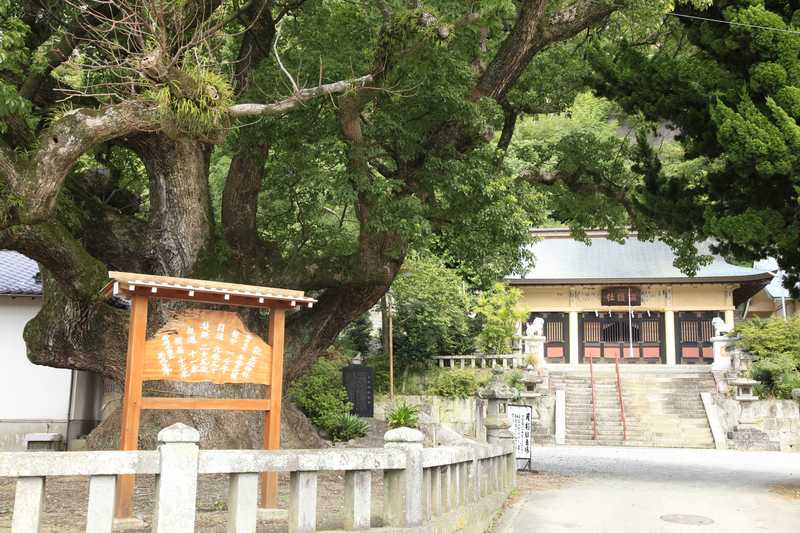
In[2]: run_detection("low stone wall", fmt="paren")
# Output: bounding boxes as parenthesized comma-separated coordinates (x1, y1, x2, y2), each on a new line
(375, 395, 486, 442)
(713, 397, 800, 452)
(375, 394, 556, 446)
(0, 421, 67, 451)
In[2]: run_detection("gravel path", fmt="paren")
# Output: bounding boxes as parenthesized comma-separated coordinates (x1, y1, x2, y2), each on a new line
(495, 446, 800, 533)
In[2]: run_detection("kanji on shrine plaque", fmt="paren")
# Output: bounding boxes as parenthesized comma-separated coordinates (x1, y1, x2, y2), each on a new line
(142, 309, 272, 385)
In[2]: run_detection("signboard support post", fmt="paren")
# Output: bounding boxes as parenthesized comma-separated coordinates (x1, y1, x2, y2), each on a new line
(261, 308, 286, 509)
(115, 293, 149, 519)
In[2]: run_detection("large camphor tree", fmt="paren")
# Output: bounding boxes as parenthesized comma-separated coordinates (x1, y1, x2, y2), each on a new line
(0, 0, 698, 446)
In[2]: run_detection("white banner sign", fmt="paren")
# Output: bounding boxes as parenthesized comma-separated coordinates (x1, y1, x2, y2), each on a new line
(508, 404, 533, 465)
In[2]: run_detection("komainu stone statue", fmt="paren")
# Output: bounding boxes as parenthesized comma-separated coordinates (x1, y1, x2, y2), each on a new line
(712, 317, 732, 337)
(526, 317, 544, 337)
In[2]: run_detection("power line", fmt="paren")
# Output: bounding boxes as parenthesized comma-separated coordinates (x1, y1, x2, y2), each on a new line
(667, 12, 800, 35)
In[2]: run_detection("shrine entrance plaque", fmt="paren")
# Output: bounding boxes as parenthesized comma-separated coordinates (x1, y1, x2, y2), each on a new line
(100, 272, 316, 519)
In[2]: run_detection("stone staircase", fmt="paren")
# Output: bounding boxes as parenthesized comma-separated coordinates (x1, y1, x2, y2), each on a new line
(550, 368, 716, 448)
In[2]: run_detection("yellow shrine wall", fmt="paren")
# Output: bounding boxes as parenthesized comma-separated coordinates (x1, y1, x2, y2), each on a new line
(515, 283, 735, 313)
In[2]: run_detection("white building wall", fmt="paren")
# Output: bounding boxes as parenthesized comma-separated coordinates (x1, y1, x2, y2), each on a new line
(0, 296, 71, 449)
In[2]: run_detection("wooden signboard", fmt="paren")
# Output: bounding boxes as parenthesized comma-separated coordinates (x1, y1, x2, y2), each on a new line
(143, 310, 272, 385)
(100, 272, 315, 520)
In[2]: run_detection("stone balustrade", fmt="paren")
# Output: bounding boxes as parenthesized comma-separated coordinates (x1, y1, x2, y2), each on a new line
(433, 354, 528, 369)
(0, 423, 515, 533)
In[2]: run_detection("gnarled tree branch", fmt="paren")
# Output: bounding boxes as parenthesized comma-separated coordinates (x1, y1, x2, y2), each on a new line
(474, 0, 622, 101)
(228, 75, 374, 117)
(19, 103, 159, 222)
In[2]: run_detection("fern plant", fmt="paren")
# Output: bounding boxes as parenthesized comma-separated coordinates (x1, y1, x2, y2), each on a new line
(328, 413, 369, 443)
(386, 402, 420, 429)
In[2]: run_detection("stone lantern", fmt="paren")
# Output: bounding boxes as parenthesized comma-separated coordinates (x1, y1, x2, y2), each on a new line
(521, 364, 544, 398)
(731, 377, 759, 401)
(478, 368, 520, 445)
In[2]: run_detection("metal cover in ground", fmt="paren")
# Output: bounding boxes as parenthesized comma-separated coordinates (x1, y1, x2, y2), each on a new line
(659, 514, 714, 525)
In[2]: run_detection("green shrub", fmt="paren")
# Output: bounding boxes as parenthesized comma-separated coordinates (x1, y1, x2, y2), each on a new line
(428, 369, 487, 399)
(473, 283, 526, 354)
(507, 370, 525, 391)
(365, 354, 390, 394)
(386, 402, 420, 429)
(288, 358, 368, 441)
(344, 314, 373, 356)
(735, 317, 800, 399)
(327, 413, 369, 443)
(391, 254, 478, 368)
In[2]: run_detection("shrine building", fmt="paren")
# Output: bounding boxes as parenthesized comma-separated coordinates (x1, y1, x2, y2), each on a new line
(507, 229, 773, 366)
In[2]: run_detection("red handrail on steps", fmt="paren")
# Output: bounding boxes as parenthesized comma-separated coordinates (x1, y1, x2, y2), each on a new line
(614, 355, 628, 441)
(589, 355, 598, 441)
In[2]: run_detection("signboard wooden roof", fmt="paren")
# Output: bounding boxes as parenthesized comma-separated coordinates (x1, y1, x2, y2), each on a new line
(101, 271, 316, 309)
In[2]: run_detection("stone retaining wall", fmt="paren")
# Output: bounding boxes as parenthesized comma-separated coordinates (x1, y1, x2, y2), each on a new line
(375, 394, 555, 447)
(713, 397, 800, 452)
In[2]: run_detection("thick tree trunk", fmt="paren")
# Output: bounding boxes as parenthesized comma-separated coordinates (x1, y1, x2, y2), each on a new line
(128, 134, 214, 277)
(283, 274, 401, 382)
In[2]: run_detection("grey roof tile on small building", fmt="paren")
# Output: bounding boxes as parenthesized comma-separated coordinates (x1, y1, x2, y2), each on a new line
(0, 251, 42, 295)
(755, 258, 797, 299)
(507, 235, 772, 285)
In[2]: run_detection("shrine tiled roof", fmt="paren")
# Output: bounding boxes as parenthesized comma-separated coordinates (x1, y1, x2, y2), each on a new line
(0, 251, 42, 295)
(506, 230, 773, 285)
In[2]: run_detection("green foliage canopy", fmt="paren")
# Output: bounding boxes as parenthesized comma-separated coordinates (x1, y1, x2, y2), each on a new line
(473, 282, 526, 354)
(391, 254, 477, 366)
(588, 0, 800, 291)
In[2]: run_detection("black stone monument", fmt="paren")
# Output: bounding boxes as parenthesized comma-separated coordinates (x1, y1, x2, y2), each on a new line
(342, 359, 374, 418)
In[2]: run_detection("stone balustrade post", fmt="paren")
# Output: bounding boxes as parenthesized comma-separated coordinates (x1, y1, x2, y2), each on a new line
(383, 427, 425, 527)
(152, 423, 200, 533)
(468, 454, 483, 502)
(228, 472, 258, 533)
(430, 465, 443, 515)
(87, 475, 116, 533)
(289, 470, 318, 533)
(11, 476, 45, 533)
(711, 335, 736, 371)
(343, 470, 371, 530)
(522, 335, 547, 367)
(422, 468, 433, 519)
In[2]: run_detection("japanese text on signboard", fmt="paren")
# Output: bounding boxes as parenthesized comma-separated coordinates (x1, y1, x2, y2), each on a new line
(508, 404, 533, 461)
(142, 310, 272, 385)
